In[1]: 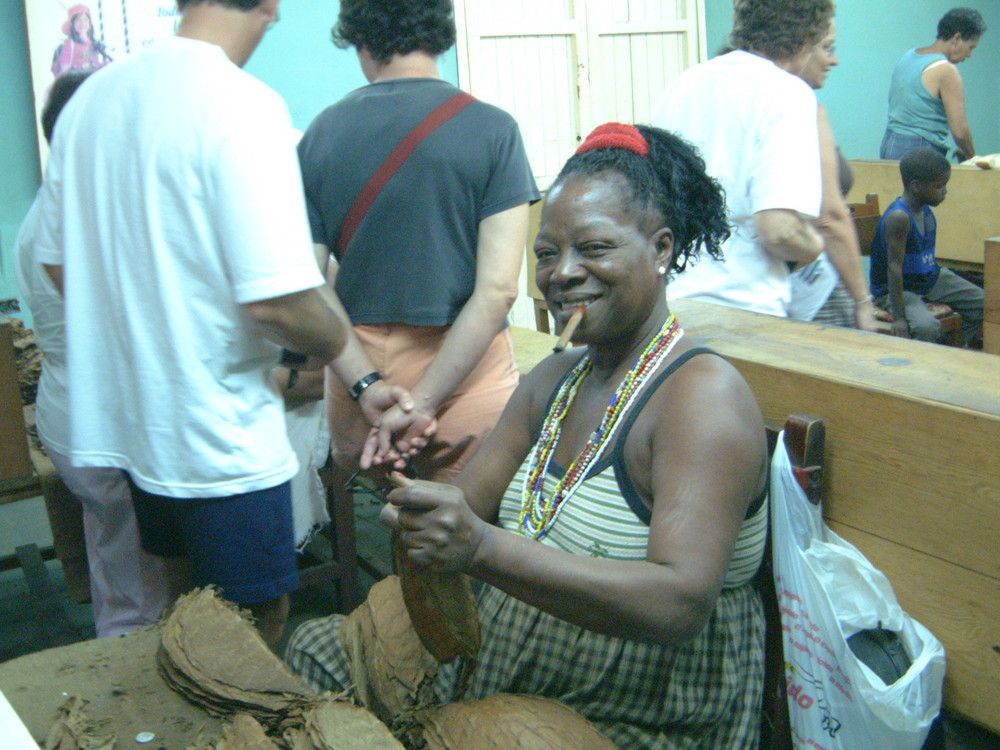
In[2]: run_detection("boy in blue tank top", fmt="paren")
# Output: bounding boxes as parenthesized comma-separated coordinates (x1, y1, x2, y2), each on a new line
(870, 147, 983, 345)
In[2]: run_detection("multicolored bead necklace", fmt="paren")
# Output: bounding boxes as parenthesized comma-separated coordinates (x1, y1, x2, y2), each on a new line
(519, 314, 683, 539)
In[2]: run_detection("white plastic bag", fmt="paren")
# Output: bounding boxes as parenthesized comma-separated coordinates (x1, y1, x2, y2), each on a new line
(770, 434, 946, 749)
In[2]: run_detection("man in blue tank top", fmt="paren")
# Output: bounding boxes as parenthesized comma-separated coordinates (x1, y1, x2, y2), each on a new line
(880, 7, 987, 161)
(870, 148, 984, 346)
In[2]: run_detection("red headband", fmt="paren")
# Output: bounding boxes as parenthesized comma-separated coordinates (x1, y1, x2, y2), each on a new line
(576, 122, 649, 157)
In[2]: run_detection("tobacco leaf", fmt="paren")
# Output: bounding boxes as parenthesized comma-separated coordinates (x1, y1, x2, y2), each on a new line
(339, 575, 438, 723)
(158, 588, 315, 725)
(393, 539, 480, 664)
(302, 696, 405, 750)
(413, 693, 618, 750)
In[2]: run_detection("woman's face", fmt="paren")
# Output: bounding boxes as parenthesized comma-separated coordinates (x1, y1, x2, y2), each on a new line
(534, 171, 672, 347)
(801, 21, 838, 90)
(72, 13, 92, 36)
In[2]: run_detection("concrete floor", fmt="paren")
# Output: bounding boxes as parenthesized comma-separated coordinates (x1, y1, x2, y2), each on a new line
(1, 493, 997, 749)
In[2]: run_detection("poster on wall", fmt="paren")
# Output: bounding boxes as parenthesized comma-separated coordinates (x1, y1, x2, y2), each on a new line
(23, 0, 181, 163)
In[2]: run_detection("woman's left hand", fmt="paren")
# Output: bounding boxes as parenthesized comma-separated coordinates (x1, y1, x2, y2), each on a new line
(380, 472, 489, 573)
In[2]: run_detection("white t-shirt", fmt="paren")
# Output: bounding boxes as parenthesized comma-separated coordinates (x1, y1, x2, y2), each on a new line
(14, 196, 71, 453)
(652, 50, 822, 317)
(33, 37, 324, 498)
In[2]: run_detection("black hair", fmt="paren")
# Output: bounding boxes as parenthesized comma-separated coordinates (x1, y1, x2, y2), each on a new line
(899, 147, 951, 186)
(176, 0, 263, 9)
(332, 0, 456, 63)
(41, 71, 92, 144)
(730, 0, 833, 59)
(67, 11, 94, 44)
(937, 7, 987, 40)
(552, 125, 730, 275)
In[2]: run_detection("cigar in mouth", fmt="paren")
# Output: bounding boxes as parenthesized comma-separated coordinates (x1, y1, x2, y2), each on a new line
(553, 305, 586, 353)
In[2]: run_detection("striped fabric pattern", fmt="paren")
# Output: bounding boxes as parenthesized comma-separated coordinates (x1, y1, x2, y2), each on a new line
(499, 457, 768, 589)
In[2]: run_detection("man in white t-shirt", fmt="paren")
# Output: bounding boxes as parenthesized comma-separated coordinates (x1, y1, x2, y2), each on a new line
(30, 0, 392, 647)
(652, 0, 832, 317)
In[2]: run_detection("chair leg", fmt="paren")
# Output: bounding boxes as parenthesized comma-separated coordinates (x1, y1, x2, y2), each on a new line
(322, 462, 361, 613)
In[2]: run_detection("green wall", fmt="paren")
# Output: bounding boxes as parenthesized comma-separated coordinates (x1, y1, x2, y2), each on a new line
(703, 0, 1000, 159)
(1, 0, 42, 291)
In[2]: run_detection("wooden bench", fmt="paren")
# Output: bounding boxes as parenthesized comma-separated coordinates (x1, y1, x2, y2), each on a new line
(661, 300, 1000, 733)
(985, 237, 1000, 355)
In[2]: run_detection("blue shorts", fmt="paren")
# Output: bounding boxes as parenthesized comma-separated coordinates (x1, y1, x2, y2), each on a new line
(128, 478, 298, 605)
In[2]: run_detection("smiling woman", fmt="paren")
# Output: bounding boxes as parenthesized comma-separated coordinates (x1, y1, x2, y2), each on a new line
(287, 122, 772, 748)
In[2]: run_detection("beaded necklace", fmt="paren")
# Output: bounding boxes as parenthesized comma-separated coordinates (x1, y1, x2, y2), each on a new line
(519, 314, 683, 539)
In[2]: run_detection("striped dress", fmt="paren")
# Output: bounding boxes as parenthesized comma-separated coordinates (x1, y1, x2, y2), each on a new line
(286, 349, 766, 748)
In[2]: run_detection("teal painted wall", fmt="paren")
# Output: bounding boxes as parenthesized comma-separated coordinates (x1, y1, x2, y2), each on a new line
(703, 0, 1000, 159)
(1, 0, 42, 310)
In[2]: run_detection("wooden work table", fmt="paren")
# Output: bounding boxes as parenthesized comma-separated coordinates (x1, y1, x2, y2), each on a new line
(517, 299, 1000, 732)
(847, 159, 1000, 271)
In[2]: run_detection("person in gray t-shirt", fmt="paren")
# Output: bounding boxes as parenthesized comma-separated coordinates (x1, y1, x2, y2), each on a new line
(298, 0, 540, 484)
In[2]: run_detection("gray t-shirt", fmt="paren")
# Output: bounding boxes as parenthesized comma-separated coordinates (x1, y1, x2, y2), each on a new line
(299, 78, 539, 326)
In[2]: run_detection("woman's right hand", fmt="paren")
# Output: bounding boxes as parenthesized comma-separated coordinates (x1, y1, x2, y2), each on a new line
(382, 472, 489, 573)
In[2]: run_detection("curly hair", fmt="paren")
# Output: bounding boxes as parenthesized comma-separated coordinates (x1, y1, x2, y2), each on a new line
(553, 125, 730, 275)
(937, 7, 987, 40)
(332, 0, 456, 63)
(729, 0, 833, 60)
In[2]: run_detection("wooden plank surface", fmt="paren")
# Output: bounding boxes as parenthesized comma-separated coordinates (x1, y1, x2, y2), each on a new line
(0, 626, 222, 747)
(847, 159, 1000, 267)
(828, 521, 1000, 730)
(986, 238, 1000, 356)
(669, 299, 999, 414)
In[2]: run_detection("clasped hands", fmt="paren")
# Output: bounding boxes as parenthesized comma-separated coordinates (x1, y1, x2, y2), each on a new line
(355, 380, 438, 470)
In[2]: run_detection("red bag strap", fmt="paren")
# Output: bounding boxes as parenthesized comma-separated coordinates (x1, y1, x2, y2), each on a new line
(336, 91, 476, 258)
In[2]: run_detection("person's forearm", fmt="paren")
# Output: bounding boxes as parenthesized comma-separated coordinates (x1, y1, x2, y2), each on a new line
(320, 286, 383, 395)
(244, 286, 346, 364)
(307, 244, 382, 390)
(408, 288, 515, 415)
(470, 524, 712, 645)
(755, 209, 823, 264)
(887, 266, 907, 320)
(953, 129, 975, 159)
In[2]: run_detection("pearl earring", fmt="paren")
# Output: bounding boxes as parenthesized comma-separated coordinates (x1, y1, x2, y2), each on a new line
(657, 266, 666, 277)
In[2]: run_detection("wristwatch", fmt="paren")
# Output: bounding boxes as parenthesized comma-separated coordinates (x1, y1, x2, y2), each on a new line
(349, 372, 382, 401)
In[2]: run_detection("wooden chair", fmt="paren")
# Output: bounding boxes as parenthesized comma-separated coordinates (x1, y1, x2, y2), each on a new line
(295, 456, 362, 612)
(848, 192, 880, 218)
(850, 195, 964, 346)
(757, 414, 825, 750)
